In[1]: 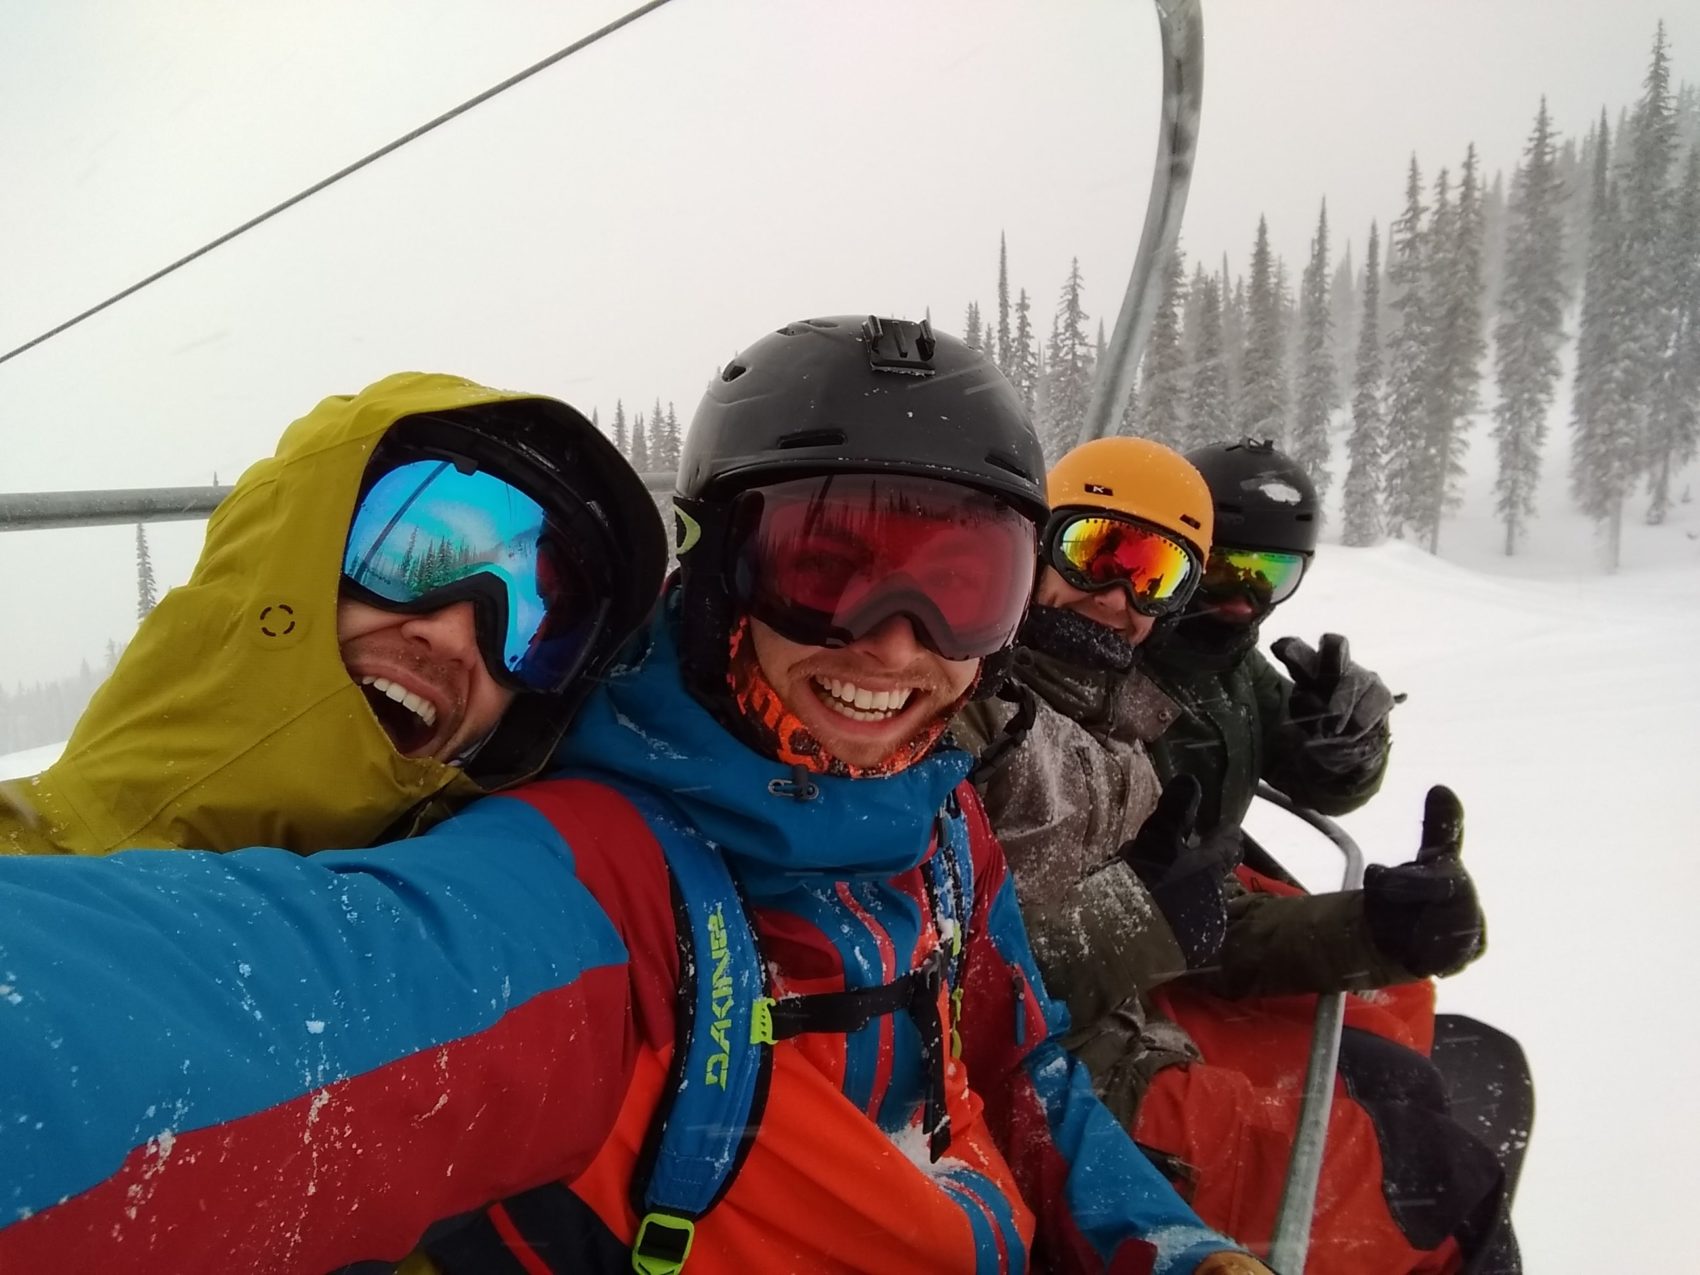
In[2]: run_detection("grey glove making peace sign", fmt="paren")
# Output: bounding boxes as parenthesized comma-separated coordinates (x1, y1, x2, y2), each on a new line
(1272, 633, 1398, 775)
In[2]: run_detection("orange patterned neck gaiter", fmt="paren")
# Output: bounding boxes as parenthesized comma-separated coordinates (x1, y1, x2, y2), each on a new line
(725, 615, 966, 779)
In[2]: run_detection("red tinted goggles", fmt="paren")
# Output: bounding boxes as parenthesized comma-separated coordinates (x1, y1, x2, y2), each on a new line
(1044, 510, 1202, 617)
(731, 473, 1040, 661)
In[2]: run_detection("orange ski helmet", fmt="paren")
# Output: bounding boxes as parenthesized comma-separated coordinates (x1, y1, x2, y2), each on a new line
(1047, 436, 1214, 560)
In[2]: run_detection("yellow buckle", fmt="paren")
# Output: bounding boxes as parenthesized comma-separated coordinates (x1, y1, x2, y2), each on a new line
(632, 1212, 695, 1275)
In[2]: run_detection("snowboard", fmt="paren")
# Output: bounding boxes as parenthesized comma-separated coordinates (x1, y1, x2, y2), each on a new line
(1430, 1012, 1534, 1202)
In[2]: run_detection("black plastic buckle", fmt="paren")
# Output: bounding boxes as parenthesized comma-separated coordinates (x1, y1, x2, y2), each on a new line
(863, 315, 937, 375)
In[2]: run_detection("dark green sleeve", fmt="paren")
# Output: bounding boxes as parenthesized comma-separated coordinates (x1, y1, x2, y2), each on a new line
(1020, 858, 1190, 1031)
(1251, 649, 1390, 818)
(950, 697, 1008, 764)
(1196, 877, 1418, 998)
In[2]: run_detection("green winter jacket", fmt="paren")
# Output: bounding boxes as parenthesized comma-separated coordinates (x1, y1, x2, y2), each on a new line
(1141, 645, 1389, 836)
(0, 373, 561, 859)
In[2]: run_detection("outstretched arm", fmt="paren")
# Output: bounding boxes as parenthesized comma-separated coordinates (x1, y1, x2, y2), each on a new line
(0, 793, 636, 1273)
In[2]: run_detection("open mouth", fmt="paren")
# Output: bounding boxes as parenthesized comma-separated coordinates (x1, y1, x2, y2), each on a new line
(359, 676, 440, 756)
(810, 675, 918, 724)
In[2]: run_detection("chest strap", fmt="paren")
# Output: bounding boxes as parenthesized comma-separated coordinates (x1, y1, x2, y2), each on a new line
(620, 784, 969, 1275)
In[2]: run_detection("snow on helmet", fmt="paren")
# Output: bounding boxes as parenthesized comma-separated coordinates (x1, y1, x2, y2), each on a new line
(1183, 438, 1319, 556)
(672, 315, 1048, 713)
(1047, 436, 1214, 561)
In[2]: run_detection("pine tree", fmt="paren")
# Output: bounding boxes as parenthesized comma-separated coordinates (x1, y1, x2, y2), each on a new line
(663, 403, 683, 471)
(1492, 99, 1569, 555)
(1570, 113, 1641, 570)
(1292, 201, 1338, 505)
(611, 400, 629, 457)
(1383, 157, 1431, 540)
(995, 232, 1013, 376)
(1040, 259, 1093, 460)
(1342, 221, 1386, 545)
(1236, 217, 1288, 443)
(1222, 266, 1246, 417)
(1137, 246, 1188, 447)
(1624, 24, 1684, 521)
(1417, 147, 1487, 553)
(964, 301, 984, 352)
(134, 524, 158, 620)
(1329, 241, 1358, 410)
(1185, 273, 1232, 449)
(1646, 143, 1700, 522)
(630, 410, 650, 472)
(1009, 288, 1039, 413)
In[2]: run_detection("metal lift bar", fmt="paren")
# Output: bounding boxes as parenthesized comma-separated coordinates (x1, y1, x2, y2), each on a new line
(0, 472, 679, 532)
(1077, 0, 1204, 446)
(1255, 780, 1368, 1274)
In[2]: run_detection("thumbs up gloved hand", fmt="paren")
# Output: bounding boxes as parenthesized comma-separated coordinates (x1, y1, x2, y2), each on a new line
(1363, 785, 1485, 978)
(1119, 776, 1230, 971)
(1271, 633, 1398, 777)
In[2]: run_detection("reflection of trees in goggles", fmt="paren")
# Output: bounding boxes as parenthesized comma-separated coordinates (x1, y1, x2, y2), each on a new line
(1051, 514, 1196, 606)
(343, 459, 596, 690)
(1201, 548, 1308, 604)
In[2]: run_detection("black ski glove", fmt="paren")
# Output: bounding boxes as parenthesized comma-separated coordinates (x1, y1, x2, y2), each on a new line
(1363, 785, 1485, 977)
(1271, 633, 1397, 776)
(1119, 776, 1229, 971)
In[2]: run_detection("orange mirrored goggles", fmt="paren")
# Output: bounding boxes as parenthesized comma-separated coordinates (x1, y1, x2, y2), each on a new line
(1045, 511, 1202, 617)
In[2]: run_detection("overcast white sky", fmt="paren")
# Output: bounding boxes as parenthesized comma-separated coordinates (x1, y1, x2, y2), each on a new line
(3, 0, 1698, 685)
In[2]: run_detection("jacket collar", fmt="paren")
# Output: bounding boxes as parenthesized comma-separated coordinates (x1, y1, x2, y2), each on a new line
(553, 594, 971, 878)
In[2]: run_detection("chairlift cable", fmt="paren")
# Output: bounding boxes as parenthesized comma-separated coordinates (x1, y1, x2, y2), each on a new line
(0, 0, 681, 370)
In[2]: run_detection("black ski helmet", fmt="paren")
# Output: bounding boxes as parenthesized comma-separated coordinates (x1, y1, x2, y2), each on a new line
(1183, 438, 1319, 555)
(365, 396, 667, 788)
(672, 315, 1048, 708)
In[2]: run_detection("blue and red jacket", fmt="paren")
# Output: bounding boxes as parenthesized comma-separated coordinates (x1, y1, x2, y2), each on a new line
(0, 613, 1237, 1273)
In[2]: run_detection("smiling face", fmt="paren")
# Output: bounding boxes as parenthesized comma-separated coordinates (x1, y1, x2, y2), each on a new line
(1033, 564, 1157, 646)
(748, 613, 980, 772)
(336, 597, 515, 763)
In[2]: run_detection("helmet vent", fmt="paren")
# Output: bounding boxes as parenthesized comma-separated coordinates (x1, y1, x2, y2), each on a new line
(722, 362, 748, 383)
(984, 450, 1035, 481)
(1181, 514, 1203, 530)
(776, 428, 846, 450)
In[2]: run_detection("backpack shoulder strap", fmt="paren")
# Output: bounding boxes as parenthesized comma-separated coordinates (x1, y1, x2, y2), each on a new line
(598, 783, 773, 1275)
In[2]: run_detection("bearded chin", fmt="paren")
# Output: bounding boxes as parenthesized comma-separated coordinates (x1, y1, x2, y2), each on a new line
(723, 615, 977, 778)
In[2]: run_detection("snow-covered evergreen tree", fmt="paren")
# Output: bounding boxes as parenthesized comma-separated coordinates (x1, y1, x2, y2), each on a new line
(1040, 258, 1093, 460)
(1136, 247, 1188, 448)
(1342, 221, 1386, 545)
(656, 402, 682, 473)
(1292, 201, 1337, 505)
(611, 400, 629, 458)
(1222, 266, 1245, 418)
(630, 411, 650, 472)
(995, 232, 1013, 377)
(1623, 24, 1683, 522)
(1492, 100, 1569, 555)
(1236, 217, 1287, 443)
(135, 524, 158, 620)
(1571, 113, 1641, 570)
(1329, 240, 1357, 410)
(1185, 273, 1231, 450)
(1009, 287, 1039, 413)
(1383, 157, 1431, 540)
(1418, 146, 1487, 552)
(1646, 143, 1700, 522)
(963, 301, 984, 352)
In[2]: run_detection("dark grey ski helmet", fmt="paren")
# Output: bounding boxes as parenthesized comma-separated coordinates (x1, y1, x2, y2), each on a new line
(672, 315, 1047, 710)
(1184, 438, 1319, 556)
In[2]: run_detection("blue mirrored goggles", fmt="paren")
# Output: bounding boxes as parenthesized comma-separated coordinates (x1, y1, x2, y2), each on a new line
(342, 459, 610, 693)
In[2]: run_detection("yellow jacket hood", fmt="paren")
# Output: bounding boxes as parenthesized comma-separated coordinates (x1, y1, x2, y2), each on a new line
(0, 373, 579, 856)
